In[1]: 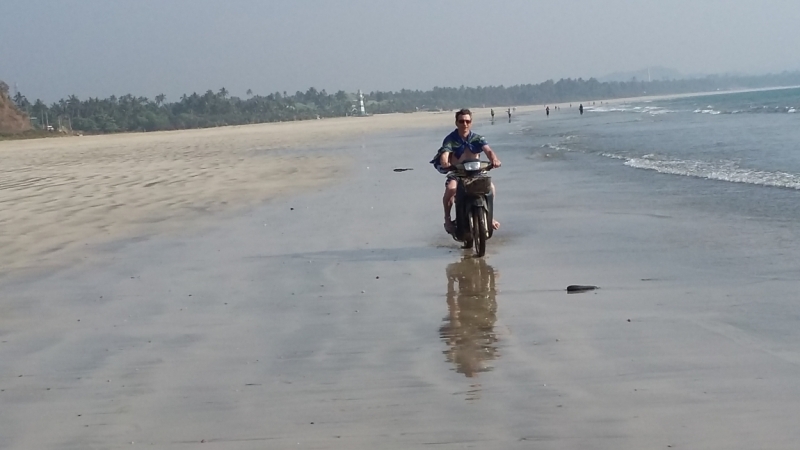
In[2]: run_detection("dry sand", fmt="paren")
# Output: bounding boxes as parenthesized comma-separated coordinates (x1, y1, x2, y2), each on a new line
(3, 101, 800, 449)
(0, 113, 460, 277)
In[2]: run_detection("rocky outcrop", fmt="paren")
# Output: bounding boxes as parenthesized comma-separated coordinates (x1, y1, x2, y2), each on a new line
(0, 81, 32, 133)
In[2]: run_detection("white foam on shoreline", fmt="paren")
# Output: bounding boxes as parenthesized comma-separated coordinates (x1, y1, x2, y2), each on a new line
(587, 104, 676, 115)
(608, 154, 800, 189)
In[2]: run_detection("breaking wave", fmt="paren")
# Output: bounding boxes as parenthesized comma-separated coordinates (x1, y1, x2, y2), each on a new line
(602, 153, 800, 190)
(586, 104, 676, 115)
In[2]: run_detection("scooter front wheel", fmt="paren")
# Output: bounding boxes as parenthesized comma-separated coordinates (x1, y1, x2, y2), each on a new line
(471, 207, 488, 257)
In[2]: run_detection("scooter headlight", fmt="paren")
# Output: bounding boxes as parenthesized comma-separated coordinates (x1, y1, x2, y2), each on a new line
(463, 161, 482, 172)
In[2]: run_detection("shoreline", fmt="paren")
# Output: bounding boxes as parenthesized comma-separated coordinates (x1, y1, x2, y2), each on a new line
(4, 83, 792, 277)
(4, 83, 795, 277)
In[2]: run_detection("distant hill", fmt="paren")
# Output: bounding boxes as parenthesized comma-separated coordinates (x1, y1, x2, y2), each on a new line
(598, 66, 686, 82)
(0, 81, 31, 134)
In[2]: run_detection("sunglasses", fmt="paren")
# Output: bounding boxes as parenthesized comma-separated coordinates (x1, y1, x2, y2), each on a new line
(457, 119, 472, 124)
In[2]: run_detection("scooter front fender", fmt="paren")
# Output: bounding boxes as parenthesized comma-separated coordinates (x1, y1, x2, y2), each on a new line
(469, 197, 487, 209)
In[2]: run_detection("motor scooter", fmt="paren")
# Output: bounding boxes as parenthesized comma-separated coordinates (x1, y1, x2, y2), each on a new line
(447, 160, 494, 257)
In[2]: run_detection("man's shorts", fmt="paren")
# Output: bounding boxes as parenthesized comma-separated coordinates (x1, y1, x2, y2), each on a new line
(445, 172, 458, 187)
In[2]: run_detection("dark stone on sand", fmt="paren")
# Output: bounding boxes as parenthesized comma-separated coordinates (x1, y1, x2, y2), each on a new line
(393, 168, 413, 172)
(566, 285, 599, 293)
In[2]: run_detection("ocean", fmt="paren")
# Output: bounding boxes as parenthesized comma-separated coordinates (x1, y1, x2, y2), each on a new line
(497, 86, 800, 223)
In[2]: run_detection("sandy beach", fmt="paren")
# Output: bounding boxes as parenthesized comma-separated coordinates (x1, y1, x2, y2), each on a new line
(3, 106, 800, 449)
(0, 113, 464, 277)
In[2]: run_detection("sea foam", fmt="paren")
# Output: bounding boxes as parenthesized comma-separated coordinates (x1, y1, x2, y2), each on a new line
(620, 156, 800, 189)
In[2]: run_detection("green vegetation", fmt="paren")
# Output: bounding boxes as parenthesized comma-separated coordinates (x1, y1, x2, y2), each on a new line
(10, 71, 800, 134)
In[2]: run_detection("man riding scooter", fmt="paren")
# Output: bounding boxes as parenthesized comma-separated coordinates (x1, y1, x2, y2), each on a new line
(431, 108, 502, 235)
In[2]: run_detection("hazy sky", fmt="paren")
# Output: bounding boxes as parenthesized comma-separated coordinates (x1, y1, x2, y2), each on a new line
(2, 0, 799, 102)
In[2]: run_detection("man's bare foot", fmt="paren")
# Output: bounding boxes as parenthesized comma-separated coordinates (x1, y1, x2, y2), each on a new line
(444, 220, 456, 235)
(492, 220, 500, 230)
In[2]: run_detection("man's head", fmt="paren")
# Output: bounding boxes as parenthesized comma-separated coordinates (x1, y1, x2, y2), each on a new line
(455, 108, 472, 135)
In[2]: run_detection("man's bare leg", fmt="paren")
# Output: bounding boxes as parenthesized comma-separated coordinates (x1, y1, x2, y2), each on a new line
(443, 180, 457, 234)
(490, 183, 500, 230)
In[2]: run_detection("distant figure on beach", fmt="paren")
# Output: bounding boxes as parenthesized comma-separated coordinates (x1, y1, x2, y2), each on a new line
(579, 104, 584, 115)
(490, 108, 495, 121)
(546, 106, 550, 117)
(507, 108, 512, 122)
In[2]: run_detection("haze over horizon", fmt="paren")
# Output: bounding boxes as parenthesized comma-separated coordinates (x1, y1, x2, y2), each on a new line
(2, 0, 799, 103)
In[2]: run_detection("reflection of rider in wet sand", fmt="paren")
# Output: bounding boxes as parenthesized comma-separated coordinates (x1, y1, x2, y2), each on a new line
(439, 257, 499, 378)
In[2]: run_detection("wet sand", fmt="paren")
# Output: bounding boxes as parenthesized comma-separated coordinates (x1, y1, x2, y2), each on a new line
(3, 110, 800, 449)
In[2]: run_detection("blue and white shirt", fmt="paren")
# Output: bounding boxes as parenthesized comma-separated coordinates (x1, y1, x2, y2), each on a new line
(430, 130, 488, 173)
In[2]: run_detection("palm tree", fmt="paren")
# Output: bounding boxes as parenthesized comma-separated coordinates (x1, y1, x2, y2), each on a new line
(67, 95, 80, 117)
(13, 91, 27, 108)
(246, 89, 253, 97)
(218, 87, 228, 99)
(155, 94, 166, 107)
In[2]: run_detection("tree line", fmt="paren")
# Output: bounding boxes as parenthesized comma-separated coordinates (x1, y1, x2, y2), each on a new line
(9, 71, 800, 134)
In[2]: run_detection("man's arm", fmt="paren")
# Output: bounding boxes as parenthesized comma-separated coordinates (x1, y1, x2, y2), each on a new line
(439, 149, 453, 168)
(483, 145, 502, 168)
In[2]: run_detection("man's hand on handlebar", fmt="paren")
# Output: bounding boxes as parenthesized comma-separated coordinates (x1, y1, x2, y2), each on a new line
(491, 159, 502, 168)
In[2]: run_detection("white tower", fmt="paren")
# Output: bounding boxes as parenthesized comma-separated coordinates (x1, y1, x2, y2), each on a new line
(358, 90, 366, 116)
